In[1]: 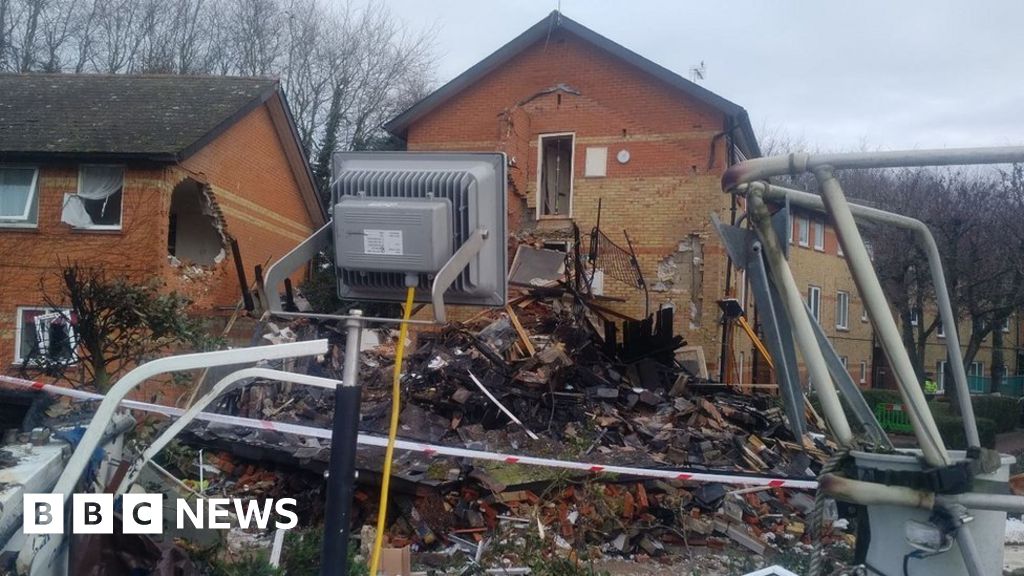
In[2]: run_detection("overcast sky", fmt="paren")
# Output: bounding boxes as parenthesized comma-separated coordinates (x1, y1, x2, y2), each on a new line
(382, 0, 1024, 152)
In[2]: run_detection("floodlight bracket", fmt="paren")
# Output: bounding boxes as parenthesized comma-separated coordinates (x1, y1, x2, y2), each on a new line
(432, 227, 488, 323)
(261, 221, 489, 324)
(262, 220, 332, 315)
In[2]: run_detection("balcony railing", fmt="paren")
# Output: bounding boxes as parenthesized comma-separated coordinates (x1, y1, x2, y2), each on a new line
(963, 375, 1024, 397)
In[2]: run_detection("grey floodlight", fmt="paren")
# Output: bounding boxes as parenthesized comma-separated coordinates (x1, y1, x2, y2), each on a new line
(261, 151, 507, 323)
(330, 152, 506, 315)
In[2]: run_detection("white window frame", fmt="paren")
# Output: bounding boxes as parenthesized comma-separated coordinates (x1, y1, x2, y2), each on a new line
(808, 285, 821, 323)
(0, 165, 40, 228)
(969, 361, 983, 377)
(836, 291, 849, 330)
(813, 219, 825, 251)
(738, 269, 748, 312)
(937, 359, 947, 392)
(536, 133, 575, 219)
(69, 164, 125, 230)
(1003, 317, 1011, 333)
(937, 320, 945, 338)
(14, 306, 78, 365)
(909, 310, 919, 327)
(798, 217, 809, 247)
(859, 361, 867, 384)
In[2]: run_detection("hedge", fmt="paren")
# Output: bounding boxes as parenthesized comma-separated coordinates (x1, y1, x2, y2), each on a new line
(970, 395, 1019, 433)
(934, 415, 997, 449)
(860, 389, 904, 409)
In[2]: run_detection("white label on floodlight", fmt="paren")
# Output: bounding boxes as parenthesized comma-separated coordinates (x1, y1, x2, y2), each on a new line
(364, 230, 404, 256)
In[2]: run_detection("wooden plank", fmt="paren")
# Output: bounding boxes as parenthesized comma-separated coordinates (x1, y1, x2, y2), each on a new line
(505, 304, 536, 356)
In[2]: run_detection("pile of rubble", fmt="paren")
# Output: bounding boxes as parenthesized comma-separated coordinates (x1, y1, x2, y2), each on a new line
(182, 276, 852, 569)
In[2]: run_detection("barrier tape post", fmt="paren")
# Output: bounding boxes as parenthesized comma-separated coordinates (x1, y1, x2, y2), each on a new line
(0, 374, 819, 491)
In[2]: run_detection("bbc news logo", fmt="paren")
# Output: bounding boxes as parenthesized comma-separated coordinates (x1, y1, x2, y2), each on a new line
(24, 494, 298, 534)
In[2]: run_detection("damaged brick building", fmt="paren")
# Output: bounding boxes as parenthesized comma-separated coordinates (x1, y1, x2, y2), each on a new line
(0, 75, 325, 368)
(385, 11, 760, 374)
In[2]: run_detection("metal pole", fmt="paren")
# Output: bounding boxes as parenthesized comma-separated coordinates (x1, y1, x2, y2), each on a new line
(813, 167, 950, 467)
(747, 190, 854, 445)
(321, 310, 364, 576)
(954, 521, 985, 576)
(759, 183, 980, 448)
(721, 146, 1024, 190)
(938, 492, 1024, 513)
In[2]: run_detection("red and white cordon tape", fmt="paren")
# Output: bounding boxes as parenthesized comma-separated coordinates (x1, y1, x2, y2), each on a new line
(0, 374, 818, 490)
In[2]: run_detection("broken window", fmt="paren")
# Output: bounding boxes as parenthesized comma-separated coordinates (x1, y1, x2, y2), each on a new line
(0, 167, 39, 226)
(62, 165, 124, 229)
(168, 179, 226, 266)
(15, 307, 77, 365)
(538, 134, 574, 217)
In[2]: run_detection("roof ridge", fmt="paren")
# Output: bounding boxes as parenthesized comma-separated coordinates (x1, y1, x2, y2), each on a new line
(0, 72, 278, 82)
(382, 11, 759, 157)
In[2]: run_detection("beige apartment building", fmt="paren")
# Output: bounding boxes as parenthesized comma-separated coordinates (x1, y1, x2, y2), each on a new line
(729, 206, 874, 389)
(731, 203, 1023, 395)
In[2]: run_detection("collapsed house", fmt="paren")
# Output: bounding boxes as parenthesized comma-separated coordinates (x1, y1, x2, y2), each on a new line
(0, 74, 325, 372)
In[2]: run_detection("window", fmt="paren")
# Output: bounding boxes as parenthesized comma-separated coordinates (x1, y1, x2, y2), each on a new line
(969, 361, 983, 377)
(1003, 317, 1012, 333)
(0, 167, 39, 226)
(861, 307, 869, 323)
(15, 307, 77, 365)
(738, 269, 748, 312)
(909, 310, 920, 327)
(62, 165, 124, 229)
(813, 219, 825, 251)
(808, 285, 821, 323)
(798, 217, 809, 247)
(841, 356, 848, 369)
(859, 361, 867, 384)
(937, 320, 945, 338)
(937, 360, 947, 392)
(836, 291, 849, 330)
(538, 134, 574, 217)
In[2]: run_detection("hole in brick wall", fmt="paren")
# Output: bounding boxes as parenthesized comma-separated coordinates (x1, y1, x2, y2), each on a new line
(168, 178, 227, 266)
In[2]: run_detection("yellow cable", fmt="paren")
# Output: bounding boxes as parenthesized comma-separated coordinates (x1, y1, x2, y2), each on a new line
(369, 285, 415, 576)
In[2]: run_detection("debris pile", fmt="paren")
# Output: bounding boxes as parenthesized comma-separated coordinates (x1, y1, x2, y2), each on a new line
(182, 275, 850, 567)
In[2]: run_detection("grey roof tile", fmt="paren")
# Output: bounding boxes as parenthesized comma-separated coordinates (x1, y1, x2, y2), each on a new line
(0, 74, 278, 160)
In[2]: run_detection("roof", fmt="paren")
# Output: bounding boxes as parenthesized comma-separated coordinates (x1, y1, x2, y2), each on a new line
(385, 11, 760, 158)
(0, 74, 278, 162)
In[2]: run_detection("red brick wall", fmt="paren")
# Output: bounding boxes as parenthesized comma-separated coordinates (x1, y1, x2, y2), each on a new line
(404, 29, 737, 371)
(0, 165, 169, 370)
(178, 104, 318, 310)
(0, 103, 318, 389)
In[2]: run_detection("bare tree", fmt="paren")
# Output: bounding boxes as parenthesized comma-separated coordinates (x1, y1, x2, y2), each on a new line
(851, 166, 1024, 398)
(1, 0, 436, 189)
(38, 0, 78, 71)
